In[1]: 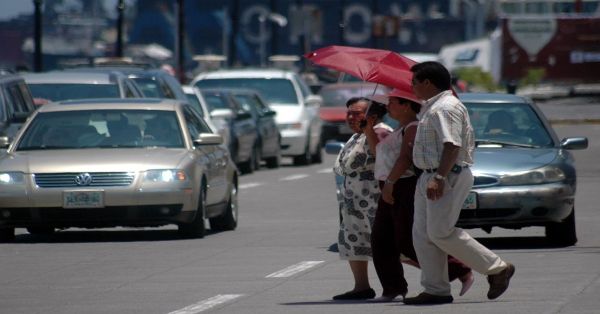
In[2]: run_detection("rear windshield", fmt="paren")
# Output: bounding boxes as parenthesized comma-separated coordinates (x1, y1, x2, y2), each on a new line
(28, 84, 120, 101)
(195, 78, 298, 105)
(130, 77, 163, 98)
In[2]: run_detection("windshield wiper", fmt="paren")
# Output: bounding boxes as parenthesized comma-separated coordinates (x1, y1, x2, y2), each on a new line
(17, 146, 73, 151)
(475, 140, 536, 148)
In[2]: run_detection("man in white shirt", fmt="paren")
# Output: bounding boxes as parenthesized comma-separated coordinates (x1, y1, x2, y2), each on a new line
(404, 62, 515, 305)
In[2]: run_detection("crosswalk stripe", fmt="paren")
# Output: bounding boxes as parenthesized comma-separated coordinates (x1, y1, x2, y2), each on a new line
(266, 261, 325, 278)
(168, 294, 243, 314)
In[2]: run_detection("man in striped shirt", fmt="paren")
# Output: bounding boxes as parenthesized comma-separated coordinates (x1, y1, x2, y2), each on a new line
(404, 62, 515, 305)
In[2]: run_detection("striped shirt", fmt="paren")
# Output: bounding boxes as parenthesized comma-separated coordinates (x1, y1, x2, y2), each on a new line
(413, 90, 474, 170)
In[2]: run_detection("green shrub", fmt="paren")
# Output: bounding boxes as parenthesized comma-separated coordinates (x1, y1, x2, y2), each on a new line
(454, 67, 498, 92)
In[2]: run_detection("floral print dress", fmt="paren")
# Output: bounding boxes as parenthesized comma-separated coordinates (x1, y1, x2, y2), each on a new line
(334, 129, 386, 261)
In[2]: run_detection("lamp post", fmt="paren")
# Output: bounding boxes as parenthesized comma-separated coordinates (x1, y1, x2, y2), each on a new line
(33, 0, 43, 72)
(115, 0, 125, 57)
(175, 0, 185, 83)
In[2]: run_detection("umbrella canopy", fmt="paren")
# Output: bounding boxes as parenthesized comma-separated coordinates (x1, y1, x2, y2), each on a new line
(305, 45, 417, 91)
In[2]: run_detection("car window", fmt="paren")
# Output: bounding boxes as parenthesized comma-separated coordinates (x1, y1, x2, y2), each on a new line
(131, 77, 162, 98)
(465, 102, 552, 147)
(7, 83, 29, 113)
(185, 93, 205, 117)
(123, 81, 135, 98)
(17, 82, 35, 111)
(232, 94, 258, 116)
(196, 78, 298, 104)
(16, 109, 184, 150)
(202, 92, 230, 111)
(158, 79, 176, 99)
(294, 74, 312, 99)
(183, 106, 212, 140)
(28, 83, 121, 101)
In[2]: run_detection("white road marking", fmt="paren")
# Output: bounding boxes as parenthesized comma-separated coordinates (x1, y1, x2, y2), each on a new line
(168, 294, 243, 314)
(239, 182, 263, 189)
(279, 174, 309, 181)
(265, 261, 325, 278)
(317, 168, 333, 174)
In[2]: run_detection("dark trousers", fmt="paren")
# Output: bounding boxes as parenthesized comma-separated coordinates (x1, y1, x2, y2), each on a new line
(371, 177, 471, 296)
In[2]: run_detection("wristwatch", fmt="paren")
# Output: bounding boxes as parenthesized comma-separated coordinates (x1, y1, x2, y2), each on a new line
(385, 178, 396, 185)
(434, 173, 445, 180)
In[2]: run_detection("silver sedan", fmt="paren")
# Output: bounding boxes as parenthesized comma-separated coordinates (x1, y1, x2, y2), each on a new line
(0, 99, 238, 241)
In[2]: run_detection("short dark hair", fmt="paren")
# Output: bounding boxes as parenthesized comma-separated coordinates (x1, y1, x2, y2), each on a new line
(345, 96, 369, 108)
(366, 100, 387, 119)
(410, 61, 452, 91)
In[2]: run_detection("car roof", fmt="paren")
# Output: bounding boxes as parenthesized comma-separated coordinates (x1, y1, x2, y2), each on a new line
(195, 68, 295, 80)
(199, 87, 261, 95)
(458, 92, 529, 104)
(0, 72, 26, 84)
(37, 98, 184, 112)
(22, 71, 125, 84)
(66, 66, 170, 78)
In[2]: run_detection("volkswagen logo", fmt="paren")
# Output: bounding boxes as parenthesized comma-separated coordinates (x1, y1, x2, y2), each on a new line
(75, 173, 93, 186)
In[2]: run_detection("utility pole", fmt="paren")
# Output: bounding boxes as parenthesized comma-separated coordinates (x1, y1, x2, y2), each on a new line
(176, 0, 185, 83)
(229, 0, 239, 67)
(115, 0, 125, 57)
(33, 0, 43, 72)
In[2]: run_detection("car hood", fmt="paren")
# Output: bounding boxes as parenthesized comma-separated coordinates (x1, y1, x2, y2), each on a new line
(319, 107, 346, 122)
(270, 104, 304, 124)
(0, 148, 190, 173)
(473, 148, 558, 173)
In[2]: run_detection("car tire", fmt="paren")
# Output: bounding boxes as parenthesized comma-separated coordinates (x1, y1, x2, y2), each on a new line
(293, 138, 312, 166)
(265, 153, 281, 168)
(546, 207, 577, 246)
(210, 181, 238, 231)
(238, 151, 254, 174)
(26, 226, 55, 235)
(178, 185, 207, 239)
(252, 145, 261, 171)
(0, 227, 15, 243)
(312, 140, 323, 164)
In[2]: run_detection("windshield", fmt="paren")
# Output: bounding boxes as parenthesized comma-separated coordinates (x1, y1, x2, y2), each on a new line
(465, 102, 553, 148)
(28, 84, 120, 101)
(196, 78, 298, 104)
(17, 109, 184, 150)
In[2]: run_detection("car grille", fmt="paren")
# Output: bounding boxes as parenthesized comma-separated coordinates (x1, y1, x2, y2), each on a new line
(473, 175, 499, 187)
(34, 172, 135, 188)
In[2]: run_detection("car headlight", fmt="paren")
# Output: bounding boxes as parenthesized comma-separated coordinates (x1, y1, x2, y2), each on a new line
(278, 122, 303, 130)
(499, 166, 565, 185)
(144, 169, 187, 182)
(0, 172, 25, 185)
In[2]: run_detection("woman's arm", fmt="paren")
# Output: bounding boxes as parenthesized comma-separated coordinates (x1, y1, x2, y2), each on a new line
(362, 116, 380, 156)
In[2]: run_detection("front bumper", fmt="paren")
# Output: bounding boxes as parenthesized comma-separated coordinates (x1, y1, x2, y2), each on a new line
(279, 129, 307, 156)
(0, 183, 197, 228)
(457, 182, 575, 229)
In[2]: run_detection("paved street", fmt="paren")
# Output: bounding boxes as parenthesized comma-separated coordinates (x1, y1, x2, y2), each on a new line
(1, 100, 599, 314)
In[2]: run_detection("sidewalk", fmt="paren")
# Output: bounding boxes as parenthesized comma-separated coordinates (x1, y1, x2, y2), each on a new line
(534, 96, 600, 125)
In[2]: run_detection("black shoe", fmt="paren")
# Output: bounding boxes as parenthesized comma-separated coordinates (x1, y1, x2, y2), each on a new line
(487, 263, 515, 300)
(403, 292, 453, 305)
(332, 288, 376, 300)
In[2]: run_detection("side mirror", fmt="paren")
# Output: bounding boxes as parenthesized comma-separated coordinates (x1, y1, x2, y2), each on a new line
(11, 112, 29, 123)
(235, 111, 252, 120)
(263, 110, 276, 117)
(560, 137, 588, 150)
(0, 136, 10, 149)
(325, 141, 344, 155)
(305, 94, 322, 107)
(193, 133, 223, 146)
(210, 108, 234, 120)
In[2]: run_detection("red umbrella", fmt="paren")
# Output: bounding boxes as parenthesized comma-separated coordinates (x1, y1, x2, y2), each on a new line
(305, 45, 417, 91)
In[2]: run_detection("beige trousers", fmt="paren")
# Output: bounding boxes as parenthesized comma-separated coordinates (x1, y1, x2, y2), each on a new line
(413, 169, 507, 295)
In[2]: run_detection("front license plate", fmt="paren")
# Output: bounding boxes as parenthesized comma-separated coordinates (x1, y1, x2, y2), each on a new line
(63, 191, 104, 208)
(462, 192, 477, 209)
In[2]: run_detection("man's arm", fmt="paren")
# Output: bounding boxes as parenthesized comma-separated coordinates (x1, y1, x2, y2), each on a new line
(427, 142, 459, 200)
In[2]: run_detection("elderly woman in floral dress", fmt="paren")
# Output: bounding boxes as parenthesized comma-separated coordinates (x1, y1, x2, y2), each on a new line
(332, 97, 392, 300)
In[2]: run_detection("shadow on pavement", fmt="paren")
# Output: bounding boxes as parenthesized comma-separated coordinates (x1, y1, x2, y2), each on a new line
(11, 228, 220, 243)
(475, 236, 575, 249)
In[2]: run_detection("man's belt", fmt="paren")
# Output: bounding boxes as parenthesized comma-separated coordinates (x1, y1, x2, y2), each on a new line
(422, 165, 469, 174)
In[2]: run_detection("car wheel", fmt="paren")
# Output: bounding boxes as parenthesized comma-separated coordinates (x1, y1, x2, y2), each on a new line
(252, 145, 261, 171)
(546, 206, 577, 246)
(238, 150, 254, 174)
(293, 138, 312, 166)
(26, 226, 55, 235)
(0, 227, 15, 243)
(210, 180, 238, 231)
(265, 153, 281, 169)
(178, 185, 207, 239)
(311, 140, 323, 164)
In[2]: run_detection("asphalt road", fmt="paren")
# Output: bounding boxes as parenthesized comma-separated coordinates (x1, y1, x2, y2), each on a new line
(1, 100, 599, 314)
